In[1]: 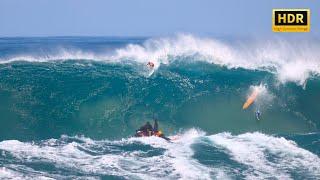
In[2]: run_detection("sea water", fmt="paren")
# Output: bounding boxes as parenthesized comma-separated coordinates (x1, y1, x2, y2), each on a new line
(0, 35, 319, 179)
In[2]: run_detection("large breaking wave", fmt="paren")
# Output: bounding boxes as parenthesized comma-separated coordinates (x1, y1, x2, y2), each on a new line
(1, 34, 319, 86)
(0, 35, 319, 179)
(0, 35, 320, 140)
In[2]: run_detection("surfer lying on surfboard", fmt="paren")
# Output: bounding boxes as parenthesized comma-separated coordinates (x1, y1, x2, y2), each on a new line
(135, 119, 171, 141)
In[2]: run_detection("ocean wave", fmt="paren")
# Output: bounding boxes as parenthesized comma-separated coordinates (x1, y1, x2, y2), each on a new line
(114, 34, 320, 86)
(1, 34, 319, 85)
(0, 130, 319, 179)
(0, 60, 318, 139)
(209, 132, 320, 179)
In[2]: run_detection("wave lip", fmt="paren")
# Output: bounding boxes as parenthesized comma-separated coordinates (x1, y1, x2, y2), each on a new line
(1, 34, 319, 85)
(113, 34, 320, 86)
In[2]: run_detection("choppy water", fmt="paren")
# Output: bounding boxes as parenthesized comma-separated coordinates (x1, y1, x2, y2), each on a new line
(0, 35, 319, 179)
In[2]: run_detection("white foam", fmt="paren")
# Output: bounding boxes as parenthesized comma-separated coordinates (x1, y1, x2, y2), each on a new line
(246, 84, 274, 110)
(124, 129, 227, 179)
(209, 132, 320, 179)
(0, 140, 136, 179)
(0, 49, 102, 64)
(0, 166, 56, 180)
(1, 34, 319, 85)
(0, 131, 319, 179)
(113, 35, 320, 86)
(0, 130, 222, 179)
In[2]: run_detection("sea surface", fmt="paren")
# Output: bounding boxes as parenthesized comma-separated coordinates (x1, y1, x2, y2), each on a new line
(0, 35, 319, 179)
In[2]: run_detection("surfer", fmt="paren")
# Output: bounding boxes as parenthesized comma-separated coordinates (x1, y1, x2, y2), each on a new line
(153, 119, 159, 132)
(136, 121, 153, 136)
(147, 61, 155, 68)
(135, 119, 170, 141)
(152, 119, 171, 141)
(255, 110, 261, 121)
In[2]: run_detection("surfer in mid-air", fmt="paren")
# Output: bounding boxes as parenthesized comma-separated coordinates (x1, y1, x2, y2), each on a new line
(135, 119, 171, 141)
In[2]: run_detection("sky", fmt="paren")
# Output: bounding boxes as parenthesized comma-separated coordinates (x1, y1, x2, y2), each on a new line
(0, 0, 319, 37)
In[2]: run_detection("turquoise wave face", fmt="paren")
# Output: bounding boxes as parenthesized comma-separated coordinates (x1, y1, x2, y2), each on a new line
(0, 60, 318, 140)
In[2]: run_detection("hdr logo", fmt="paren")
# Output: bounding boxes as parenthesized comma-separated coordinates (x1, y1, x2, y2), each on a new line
(272, 9, 310, 32)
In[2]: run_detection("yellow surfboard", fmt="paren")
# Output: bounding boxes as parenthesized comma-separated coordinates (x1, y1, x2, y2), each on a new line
(242, 90, 259, 109)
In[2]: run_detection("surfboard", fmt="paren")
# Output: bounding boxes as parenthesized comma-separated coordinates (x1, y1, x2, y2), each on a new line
(242, 90, 259, 109)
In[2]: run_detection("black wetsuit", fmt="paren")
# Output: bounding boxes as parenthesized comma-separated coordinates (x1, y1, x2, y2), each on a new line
(137, 122, 153, 136)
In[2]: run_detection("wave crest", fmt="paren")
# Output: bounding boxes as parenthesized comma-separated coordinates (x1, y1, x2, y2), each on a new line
(1, 34, 320, 85)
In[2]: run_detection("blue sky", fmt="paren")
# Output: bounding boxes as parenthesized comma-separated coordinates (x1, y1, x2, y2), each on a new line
(0, 0, 318, 37)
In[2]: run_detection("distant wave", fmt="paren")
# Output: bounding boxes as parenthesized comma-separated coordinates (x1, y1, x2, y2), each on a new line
(1, 34, 319, 86)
